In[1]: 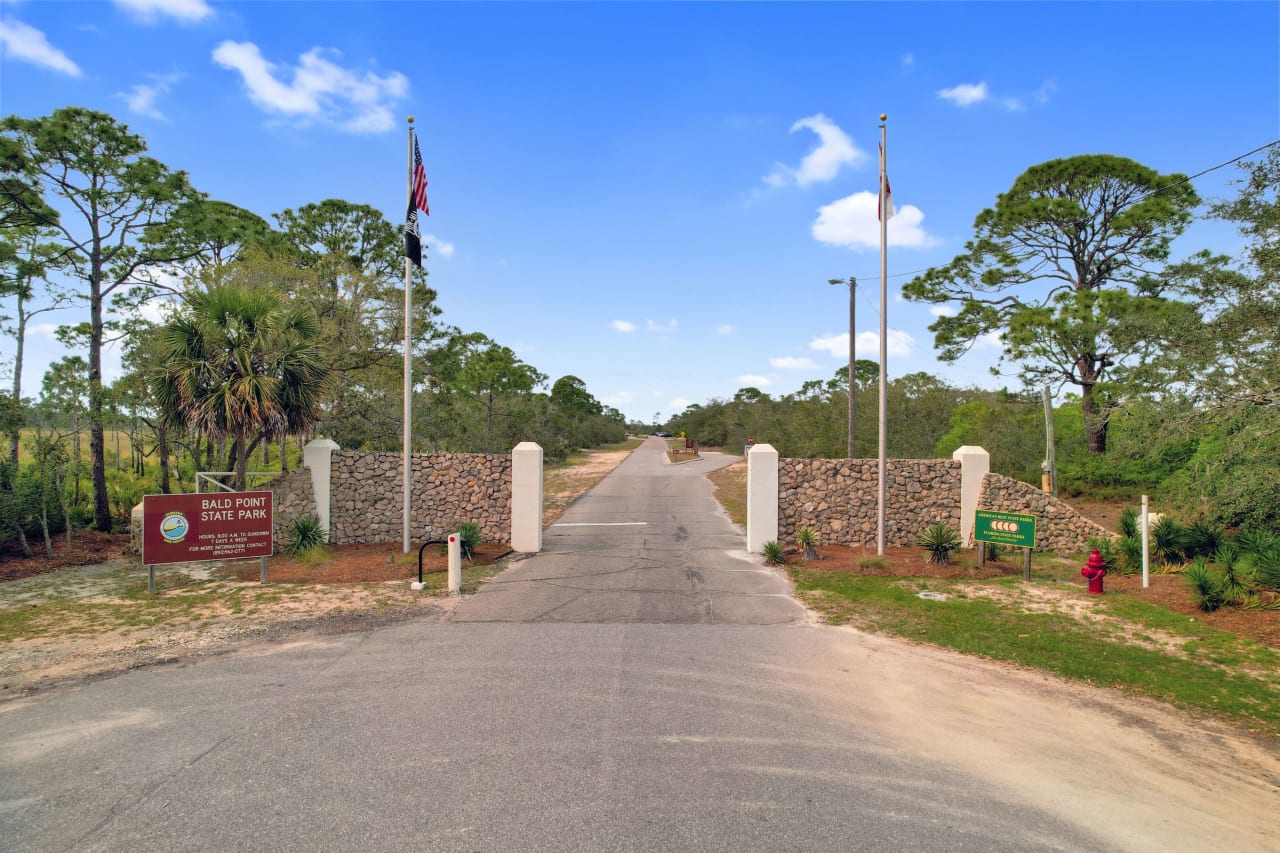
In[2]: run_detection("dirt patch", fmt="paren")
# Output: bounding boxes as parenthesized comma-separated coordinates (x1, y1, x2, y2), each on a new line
(0, 531, 130, 581)
(226, 541, 511, 584)
(795, 543, 1023, 580)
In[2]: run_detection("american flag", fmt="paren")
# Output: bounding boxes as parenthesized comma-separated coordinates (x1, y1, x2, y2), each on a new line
(412, 136, 429, 216)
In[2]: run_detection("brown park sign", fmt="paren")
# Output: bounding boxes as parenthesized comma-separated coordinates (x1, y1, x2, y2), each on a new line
(142, 491, 273, 566)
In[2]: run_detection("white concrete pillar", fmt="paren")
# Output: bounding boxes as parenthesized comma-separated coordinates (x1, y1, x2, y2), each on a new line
(746, 443, 779, 553)
(952, 445, 990, 547)
(511, 442, 543, 553)
(303, 438, 340, 536)
(447, 532, 462, 594)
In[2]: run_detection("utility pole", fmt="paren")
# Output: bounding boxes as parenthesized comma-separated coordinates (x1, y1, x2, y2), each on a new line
(828, 277, 856, 459)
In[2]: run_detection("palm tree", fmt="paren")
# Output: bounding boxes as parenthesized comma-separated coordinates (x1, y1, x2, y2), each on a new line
(153, 282, 329, 490)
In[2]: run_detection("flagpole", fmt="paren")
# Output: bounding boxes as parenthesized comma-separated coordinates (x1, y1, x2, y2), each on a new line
(403, 117, 414, 554)
(877, 114, 888, 557)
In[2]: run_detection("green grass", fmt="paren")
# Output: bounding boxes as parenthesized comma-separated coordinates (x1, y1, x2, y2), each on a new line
(792, 568, 1280, 735)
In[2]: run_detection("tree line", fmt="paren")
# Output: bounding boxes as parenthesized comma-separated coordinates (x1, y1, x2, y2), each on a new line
(1, 107, 625, 552)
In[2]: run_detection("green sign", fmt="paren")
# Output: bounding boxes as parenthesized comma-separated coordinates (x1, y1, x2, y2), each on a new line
(974, 509, 1037, 549)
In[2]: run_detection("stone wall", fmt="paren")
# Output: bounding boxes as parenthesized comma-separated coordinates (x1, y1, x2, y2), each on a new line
(326, 450, 511, 545)
(264, 468, 316, 544)
(978, 473, 1116, 554)
(779, 458, 962, 547)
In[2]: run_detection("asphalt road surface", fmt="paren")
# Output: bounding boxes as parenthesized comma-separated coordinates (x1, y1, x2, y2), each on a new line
(2, 438, 1277, 851)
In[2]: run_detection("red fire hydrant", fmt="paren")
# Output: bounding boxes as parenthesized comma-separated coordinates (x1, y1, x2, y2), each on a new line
(1081, 548, 1107, 595)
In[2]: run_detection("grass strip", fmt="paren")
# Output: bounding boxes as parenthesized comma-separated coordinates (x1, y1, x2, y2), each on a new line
(791, 569, 1280, 736)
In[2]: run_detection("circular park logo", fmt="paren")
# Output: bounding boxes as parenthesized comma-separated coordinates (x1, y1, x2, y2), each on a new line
(160, 511, 190, 544)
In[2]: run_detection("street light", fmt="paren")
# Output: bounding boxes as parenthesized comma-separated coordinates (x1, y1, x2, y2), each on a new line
(828, 277, 856, 459)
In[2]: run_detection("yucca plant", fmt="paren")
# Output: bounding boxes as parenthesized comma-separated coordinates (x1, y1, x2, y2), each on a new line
(1151, 517, 1191, 566)
(983, 541, 1002, 562)
(1235, 529, 1278, 559)
(1117, 535, 1143, 575)
(1185, 558, 1224, 612)
(795, 527, 820, 560)
(1219, 555, 1254, 606)
(282, 514, 327, 556)
(1185, 520, 1222, 559)
(916, 522, 961, 566)
(762, 540, 786, 565)
(1118, 507, 1138, 539)
(1252, 544, 1280, 593)
(455, 521, 485, 560)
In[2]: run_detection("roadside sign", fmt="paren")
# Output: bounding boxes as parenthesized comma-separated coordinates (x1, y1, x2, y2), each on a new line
(974, 509, 1036, 549)
(142, 491, 273, 566)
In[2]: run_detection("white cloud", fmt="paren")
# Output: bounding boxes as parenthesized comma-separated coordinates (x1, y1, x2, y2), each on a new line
(770, 356, 817, 369)
(929, 305, 957, 318)
(611, 320, 636, 333)
(422, 234, 454, 259)
(112, 0, 213, 23)
(212, 41, 409, 133)
(28, 322, 60, 339)
(763, 113, 864, 188)
(938, 82, 988, 107)
(0, 17, 82, 76)
(975, 331, 1004, 349)
(668, 398, 691, 411)
(738, 374, 772, 387)
(717, 324, 734, 336)
(117, 71, 184, 119)
(940, 79, 1054, 112)
(646, 319, 677, 333)
(900, 53, 915, 68)
(811, 191, 935, 250)
(604, 390, 635, 406)
(810, 330, 915, 358)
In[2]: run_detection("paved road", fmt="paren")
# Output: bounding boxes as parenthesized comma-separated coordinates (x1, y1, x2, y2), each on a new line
(452, 437, 805, 624)
(2, 439, 1276, 851)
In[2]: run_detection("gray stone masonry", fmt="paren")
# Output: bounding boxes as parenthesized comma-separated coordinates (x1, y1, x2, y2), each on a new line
(324, 450, 511, 545)
(978, 473, 1116, 554)
(779, 458, 962, 547)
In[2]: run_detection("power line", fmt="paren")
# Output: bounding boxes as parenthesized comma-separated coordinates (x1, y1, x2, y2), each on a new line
(840, 139, 1280, 284)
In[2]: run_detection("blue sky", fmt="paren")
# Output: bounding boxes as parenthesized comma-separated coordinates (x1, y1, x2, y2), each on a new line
(2, 0, 1278, 424)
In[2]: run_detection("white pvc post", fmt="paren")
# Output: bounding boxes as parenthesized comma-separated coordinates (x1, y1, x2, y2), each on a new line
(303, 438, 340, 537)
(448, 533, 461, 595)
(746, 443, 779, 553)
(1141, 494, 1150, 589)
(511, 442, 544, 553)
(952, 446, 990, 548)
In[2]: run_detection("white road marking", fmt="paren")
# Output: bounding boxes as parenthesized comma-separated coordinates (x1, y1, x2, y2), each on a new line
(551, 522, 649, 527)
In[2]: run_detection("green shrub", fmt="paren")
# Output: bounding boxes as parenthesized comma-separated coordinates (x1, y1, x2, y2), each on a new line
(1117, 535, 1144, 575)
(858, 556, 891, 571)
(455, 521, 484, 559)
(1118, 507, 1138, 539)
(796, 527, 819, 560)
(1185, 520, 1222, 559)
(762, 540, 785, 565)
(1185, 558, 1224, 612)
(1151, 517, 1191, 566)
(916, 522, 961, 566)
(1252, 545, 1280, 593)
(1235, 529, 1278, 559)
(282, 515, 327, 556)
(983, 541, 1003, 562)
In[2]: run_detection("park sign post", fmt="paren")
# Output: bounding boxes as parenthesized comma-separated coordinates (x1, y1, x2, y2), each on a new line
(974, 509, 1037, 580)
(142, 491, 273, 594)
